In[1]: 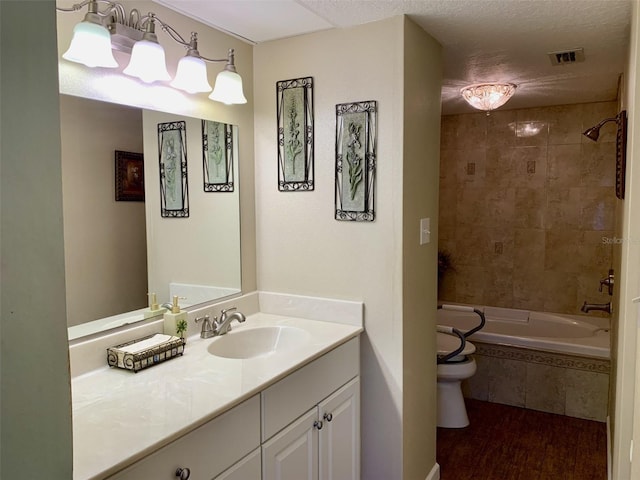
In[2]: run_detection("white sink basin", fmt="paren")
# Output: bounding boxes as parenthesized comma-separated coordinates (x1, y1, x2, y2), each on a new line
(207, 326, 311, 359)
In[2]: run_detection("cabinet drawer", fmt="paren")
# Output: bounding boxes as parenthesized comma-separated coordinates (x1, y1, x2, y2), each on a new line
(214, 448, 261, 480)
(261, 337, 359, 441)
(110, 395, 260, 480)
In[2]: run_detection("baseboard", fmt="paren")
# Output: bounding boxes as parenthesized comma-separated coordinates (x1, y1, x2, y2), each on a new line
(426, 462, 440, 480)
(607, 416, 612, 480)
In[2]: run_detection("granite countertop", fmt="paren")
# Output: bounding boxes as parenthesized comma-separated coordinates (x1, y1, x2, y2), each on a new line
(72, 313, 363, 479)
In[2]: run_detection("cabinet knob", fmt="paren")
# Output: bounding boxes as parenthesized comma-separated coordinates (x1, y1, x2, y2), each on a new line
(323, 412, 333, 422)
(175, 467, 191, 479)
(313, 420, 324, 430)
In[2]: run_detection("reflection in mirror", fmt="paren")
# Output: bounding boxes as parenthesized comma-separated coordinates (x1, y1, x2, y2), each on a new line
(62, 96, 241, 340)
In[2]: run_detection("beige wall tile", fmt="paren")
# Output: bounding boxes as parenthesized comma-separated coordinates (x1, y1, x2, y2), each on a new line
(565, 370, 609, 421)
(514, 188, 546, 229)
(543, 270, 579, 313)
(463, 354, 491, 401)
(548, 144, 582, 188)
(544, 229, 584, 273)
(453, 264, 486, 304)
(547, 103, 584, 145)
(441, 115, 457, 150)
(439, 187, 457, 231)
(546, 187, 582, 229)
(525, 364, 566, 414)
(455, 148, 486, 186)
(439, 149, 458, 189)
(579, 187, 617, 231)
(487, 110, 517, 148)
(456, 186, 488, 227)
(580, 142, 617, 187)
(487, 358, 526, 407)
(454, 112, 487, 150)
(512, 146, 547, 188)
(578, 230, 613, 274)
(485, 146, 516, 189)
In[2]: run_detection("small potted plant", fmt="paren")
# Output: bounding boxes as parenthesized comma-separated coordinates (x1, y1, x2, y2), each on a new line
(176, 319, 188, 340)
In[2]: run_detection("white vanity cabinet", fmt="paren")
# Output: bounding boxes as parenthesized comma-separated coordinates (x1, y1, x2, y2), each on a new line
(109, 395, 261, 480)
(261, 338, 360, 480)
(105, 337, 360, 480)
(262, 377, 360, 480)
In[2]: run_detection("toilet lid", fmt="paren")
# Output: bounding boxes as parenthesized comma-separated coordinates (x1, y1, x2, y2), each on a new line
(437, 332, 476, 356)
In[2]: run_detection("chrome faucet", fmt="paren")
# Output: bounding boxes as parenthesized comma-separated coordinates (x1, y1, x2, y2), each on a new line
(213, 307, 246, 336)
(581, 301, 612, 314)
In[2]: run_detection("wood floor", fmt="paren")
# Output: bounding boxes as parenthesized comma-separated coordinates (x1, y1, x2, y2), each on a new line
(437, 399, 607, 480)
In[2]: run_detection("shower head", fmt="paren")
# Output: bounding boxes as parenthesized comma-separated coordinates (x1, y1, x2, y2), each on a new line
(582, 116, 619, 142)
(581, 110, 627, 200)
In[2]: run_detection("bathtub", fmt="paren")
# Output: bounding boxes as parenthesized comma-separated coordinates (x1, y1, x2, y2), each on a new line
(436, 304, 610, 359)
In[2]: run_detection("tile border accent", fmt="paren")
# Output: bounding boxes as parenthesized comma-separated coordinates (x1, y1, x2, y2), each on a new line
(474, 341, 610, 373)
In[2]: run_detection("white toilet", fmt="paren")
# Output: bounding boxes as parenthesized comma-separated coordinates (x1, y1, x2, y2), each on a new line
(436, 330, 477, 428)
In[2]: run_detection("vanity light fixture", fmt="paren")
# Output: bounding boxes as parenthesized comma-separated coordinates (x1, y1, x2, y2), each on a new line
(583, 110, 628, 199)
(57, 0, 247, 104)
(460, 83, 517, 115)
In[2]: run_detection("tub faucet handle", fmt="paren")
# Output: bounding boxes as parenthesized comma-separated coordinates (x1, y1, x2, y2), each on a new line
(599, 269, 614, 296)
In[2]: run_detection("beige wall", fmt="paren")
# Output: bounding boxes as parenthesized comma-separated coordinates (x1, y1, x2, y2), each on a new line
(60, 95, 147, 326)
(254, 16, 442, 479)
(1, 1, 73, 477)
(142, 110, 241, 302)
(401, 17, 442, 479)
(439, 102, 617, 315)
(616, 2, 640, 478)
(56, 0, 257, 297)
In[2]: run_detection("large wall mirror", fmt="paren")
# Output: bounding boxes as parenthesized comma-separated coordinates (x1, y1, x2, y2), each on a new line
(62, 95, 241, 340)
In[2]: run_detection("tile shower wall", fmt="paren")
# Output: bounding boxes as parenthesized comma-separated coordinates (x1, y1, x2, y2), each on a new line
(439, 102, 617, 314)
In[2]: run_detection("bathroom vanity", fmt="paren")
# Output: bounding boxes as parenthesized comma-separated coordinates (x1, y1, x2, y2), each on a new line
(71, 299, 363, 480)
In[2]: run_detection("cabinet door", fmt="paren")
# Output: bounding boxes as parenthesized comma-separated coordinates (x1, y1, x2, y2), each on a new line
(214, 448, 261, 480)
(262, 408, 319, 480)
(319, 377, 360, 480)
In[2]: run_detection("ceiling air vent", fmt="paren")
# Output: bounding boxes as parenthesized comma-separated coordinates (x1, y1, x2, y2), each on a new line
(548, 48, 585, 66)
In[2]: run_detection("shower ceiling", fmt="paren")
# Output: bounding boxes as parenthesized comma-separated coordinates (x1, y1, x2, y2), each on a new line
(154, 0, 632, 114)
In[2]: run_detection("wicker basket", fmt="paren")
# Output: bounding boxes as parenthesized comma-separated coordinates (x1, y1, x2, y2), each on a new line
(107, 334, 186, 373)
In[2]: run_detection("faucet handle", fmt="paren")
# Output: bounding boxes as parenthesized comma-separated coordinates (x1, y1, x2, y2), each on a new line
(195, 315, 215, 339)
(599, 270, 615, 295)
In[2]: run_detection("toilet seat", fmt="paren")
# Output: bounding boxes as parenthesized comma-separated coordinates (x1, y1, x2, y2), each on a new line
(437, 331, 476, 361)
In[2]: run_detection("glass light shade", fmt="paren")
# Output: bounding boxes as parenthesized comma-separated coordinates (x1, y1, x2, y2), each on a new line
(123, 40, 171, 84)
(62, 21, 117, 68)
(171, 56, 212, 93)
(209, 70, 247, 105)
(461, 83, 516, 112)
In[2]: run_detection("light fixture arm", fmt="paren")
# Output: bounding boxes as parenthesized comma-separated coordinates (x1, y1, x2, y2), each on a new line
(57, 0, 123, 23)
(148, 16, 234, 67)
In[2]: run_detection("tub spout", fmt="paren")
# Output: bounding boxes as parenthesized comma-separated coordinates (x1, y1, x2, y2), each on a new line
(581, 301, 611, 314)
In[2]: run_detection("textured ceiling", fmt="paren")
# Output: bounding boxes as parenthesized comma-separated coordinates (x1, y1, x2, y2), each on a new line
(155, 0, 632, 114)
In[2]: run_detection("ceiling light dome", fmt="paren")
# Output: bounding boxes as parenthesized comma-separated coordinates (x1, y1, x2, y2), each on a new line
(461, 83, 517, 114)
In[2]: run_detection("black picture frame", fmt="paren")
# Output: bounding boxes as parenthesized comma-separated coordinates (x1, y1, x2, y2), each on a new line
(158, 121, 189, 218)
(202, 119, 234, 192)
(115, 150, 144, 202)
(276, 76, 314, 191)
(335, 100, 377, 222)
